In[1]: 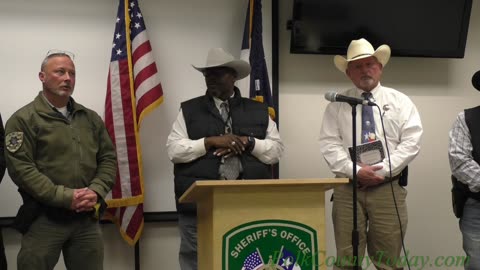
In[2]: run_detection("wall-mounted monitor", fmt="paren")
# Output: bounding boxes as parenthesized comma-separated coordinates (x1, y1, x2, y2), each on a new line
(288, 0, 473, 58)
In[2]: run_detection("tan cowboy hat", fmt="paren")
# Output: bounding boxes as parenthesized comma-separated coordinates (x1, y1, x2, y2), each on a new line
(192, 48, 251, 80)
(334, 38, 391, 73)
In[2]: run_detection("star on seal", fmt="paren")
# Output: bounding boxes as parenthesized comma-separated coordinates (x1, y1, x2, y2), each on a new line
(6, 132, 24, 153)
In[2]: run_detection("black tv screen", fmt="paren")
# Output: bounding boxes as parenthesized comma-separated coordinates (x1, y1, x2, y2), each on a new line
(289, 0, 473, 58)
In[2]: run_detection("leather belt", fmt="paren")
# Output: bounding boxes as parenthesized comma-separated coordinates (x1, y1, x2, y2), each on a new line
(350, 174, 401, 188)
(350, 174, 400, 183)
(384, 173, 402, 182)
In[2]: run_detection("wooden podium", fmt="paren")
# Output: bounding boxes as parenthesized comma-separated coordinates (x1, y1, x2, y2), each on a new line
(179, 178, 348, 270)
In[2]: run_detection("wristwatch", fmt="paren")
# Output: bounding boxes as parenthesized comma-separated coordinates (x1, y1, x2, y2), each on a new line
(247, 136, 255, 152)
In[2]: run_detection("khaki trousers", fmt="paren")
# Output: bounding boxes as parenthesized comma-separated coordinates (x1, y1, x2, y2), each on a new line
(332, 182, 407, 270)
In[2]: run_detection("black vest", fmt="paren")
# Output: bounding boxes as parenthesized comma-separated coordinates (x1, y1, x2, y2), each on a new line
(174, 89, 271, 213)
(465, 106, 480, 165)
(460, 106, 480, 200)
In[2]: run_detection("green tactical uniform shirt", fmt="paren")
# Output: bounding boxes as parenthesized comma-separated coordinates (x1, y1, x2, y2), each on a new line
(4, 92, 117, 210)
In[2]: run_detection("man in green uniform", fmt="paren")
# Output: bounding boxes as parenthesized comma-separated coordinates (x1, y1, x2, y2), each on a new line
(4, 50, 117, 270)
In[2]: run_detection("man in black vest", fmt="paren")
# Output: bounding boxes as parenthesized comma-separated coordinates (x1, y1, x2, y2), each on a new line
(166, 48, 284, 270)
(448, 82, 480, 270)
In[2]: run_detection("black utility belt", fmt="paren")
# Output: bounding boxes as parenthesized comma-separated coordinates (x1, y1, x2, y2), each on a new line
(44, 206, 94, 223)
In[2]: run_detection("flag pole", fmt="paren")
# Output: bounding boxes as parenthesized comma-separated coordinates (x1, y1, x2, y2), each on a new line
(135, 241, 140, 270)
(272, 0, 279, 179)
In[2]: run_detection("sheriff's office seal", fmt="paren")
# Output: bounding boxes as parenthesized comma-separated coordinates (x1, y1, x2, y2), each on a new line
(6, 132, 24, 153)
(223, 220, 318, 270)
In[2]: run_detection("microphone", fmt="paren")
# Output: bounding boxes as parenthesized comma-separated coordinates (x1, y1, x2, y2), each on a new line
(324, 91, 376, 106)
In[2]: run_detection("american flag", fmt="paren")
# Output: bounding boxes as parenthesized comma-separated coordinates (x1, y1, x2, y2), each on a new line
(104, 0, 164, 245)
(239, 0, 275, 119)
(242, 249, 265, 270)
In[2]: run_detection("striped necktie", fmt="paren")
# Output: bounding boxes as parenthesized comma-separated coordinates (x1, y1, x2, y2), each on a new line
(219, 102, 241, 180)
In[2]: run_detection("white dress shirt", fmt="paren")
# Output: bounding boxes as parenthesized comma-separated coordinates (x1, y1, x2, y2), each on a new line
(167, 96, 284, 165)
(319, 83, 423, 179)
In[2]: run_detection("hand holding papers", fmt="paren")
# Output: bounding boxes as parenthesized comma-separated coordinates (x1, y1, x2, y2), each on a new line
(349, 140, 385, 165)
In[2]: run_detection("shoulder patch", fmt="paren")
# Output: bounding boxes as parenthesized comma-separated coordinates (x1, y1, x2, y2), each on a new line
(6, 132, 24, 153)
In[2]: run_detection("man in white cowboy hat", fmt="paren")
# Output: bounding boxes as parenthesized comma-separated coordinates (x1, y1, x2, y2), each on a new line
(166, 48, 284, 270)
(319, 38, 423, 269)
(448, 72, 480, 270)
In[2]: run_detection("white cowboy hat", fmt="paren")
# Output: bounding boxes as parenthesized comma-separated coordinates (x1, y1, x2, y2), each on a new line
(192, 48, 251, 80)
(334, 38, 391, 73)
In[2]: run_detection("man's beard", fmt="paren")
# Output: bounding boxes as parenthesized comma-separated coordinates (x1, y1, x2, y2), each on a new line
(51, 87, 73, 97)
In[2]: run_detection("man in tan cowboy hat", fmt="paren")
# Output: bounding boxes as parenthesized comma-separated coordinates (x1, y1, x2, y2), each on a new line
(319, 38, 423, 269)
(166, 48, 284, 270)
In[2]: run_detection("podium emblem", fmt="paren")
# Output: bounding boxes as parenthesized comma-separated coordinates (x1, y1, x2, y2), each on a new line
(222, 220, 318, 270)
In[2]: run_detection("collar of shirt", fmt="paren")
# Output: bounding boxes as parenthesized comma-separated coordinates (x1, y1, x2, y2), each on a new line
(212, 96, 225, 111)
(41, 92, 72, 118)
(212, 92, 235, 111)
(355, 83, 381, 100)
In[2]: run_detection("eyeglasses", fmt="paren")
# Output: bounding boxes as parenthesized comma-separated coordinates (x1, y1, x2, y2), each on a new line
(45, 49, 75, 60)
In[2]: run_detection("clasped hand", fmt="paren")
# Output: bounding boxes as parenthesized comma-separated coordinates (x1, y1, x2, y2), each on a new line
(70, 188, 98, 212)
(206, 134, 248, 158)
(356, 164, 384, 190)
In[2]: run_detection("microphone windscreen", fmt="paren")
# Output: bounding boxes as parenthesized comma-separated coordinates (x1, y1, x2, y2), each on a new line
(472, 71, 480, 91)
(324, 91, 336, 102)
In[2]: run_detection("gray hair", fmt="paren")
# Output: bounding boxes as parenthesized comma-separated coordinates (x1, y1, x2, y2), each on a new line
(40, 51, 74, 71)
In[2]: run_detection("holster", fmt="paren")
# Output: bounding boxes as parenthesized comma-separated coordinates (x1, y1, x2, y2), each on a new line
(12, 190, 43, 234)
(398, 166, 408, 186)
(451, 175, 470, 218)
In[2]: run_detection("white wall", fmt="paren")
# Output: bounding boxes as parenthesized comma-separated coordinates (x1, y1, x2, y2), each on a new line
(0, 0, 479, 269)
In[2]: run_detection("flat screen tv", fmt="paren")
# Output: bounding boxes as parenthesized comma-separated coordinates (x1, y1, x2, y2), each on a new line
(288, 0, 473, 58)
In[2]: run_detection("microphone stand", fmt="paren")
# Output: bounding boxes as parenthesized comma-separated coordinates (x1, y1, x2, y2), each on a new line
(349, 103, 360, 270)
